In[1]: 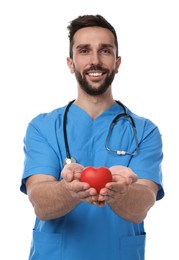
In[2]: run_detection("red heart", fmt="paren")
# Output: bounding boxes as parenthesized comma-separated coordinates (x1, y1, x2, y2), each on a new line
(80, 166, 112, 193)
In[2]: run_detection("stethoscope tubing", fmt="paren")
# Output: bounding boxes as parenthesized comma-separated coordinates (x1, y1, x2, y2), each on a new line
(63, 100, 138, 165)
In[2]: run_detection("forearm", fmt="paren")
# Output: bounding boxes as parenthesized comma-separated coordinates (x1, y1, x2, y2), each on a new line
(27, 179, 80, 221)
(108, 183, 156, 224)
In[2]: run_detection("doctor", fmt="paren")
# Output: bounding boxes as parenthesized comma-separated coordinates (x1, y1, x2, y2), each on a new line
(20, 14, 164, 260)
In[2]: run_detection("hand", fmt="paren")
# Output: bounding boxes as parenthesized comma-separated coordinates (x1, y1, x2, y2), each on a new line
(98, 166, 138, 203)
(61, 163, 99, 205)
(61, 163, 84, 182)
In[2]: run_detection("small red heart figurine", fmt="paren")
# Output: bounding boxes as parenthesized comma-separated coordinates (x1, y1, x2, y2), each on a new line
(80, 166, 112, 193)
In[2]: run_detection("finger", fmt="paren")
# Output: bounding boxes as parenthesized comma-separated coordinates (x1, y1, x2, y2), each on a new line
(130, 174, 138, 184)
(81, 194, 98, 203)
(68, 163, 84, 173)
(70, 181, 90, 193)
(79, 190, 99, 203)
(62, 163, 84, 180)
(61, 167, 72, 181)
(105, 182, 129, 194)
(93, 201, 106, 207)
(71, 185, 98, 202)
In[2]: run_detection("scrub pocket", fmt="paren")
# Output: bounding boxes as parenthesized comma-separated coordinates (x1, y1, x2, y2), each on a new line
(29, 229, 63, 260)
(119, 233, 146, 260)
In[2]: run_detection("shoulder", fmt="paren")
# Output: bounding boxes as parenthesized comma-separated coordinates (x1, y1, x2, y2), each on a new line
(30, 106, 65, 127)
(128, 108, 159, 129)
(127, 108, 162, 140)
(25, 106, 66, 138)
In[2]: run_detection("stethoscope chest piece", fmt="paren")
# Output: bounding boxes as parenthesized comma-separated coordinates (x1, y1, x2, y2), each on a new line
(63, 157, 76, 167)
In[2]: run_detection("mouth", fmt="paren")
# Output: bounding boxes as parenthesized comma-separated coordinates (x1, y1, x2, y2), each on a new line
(86, 72, 106, 83)
(85, 69, 108, 81)
(87, 72, 104, 77)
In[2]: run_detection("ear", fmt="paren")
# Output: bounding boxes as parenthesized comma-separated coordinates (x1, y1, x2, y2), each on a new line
(115, 56, 121, 74)
(67, 57, 74, 73)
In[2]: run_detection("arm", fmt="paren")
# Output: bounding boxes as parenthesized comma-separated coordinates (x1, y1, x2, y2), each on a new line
(26, 163, 99, 221)
(98, 166, 158, 224)
(26, 174, 79, 221)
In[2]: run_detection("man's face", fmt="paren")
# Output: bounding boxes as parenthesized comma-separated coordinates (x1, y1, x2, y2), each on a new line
(67, 26, 121, 96)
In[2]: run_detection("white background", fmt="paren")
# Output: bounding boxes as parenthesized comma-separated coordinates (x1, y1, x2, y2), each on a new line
(0, 0, 178, 259)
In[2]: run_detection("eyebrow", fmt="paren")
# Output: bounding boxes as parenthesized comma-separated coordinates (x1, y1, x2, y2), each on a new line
(76, 43, 114, 50)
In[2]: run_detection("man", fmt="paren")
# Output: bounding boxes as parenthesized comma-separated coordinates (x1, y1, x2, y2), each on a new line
(20, 14, 164, 260)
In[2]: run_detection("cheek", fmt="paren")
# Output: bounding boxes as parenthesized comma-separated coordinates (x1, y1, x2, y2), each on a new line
(73, 55, 90, 71)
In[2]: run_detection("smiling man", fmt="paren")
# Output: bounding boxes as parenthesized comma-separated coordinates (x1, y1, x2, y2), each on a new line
(67, 26, 120, 98)
(20, 14, 164, 260)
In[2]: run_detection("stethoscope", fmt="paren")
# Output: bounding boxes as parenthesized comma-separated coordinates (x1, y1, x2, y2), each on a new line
(63, 100, 138, 166)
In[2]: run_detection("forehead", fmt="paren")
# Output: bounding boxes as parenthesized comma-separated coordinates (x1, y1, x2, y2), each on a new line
(73, 26, 116, 47)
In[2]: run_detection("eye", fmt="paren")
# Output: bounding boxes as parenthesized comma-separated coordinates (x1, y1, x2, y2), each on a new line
(79, 48, 89, 55)
(100, 48, 111, 55)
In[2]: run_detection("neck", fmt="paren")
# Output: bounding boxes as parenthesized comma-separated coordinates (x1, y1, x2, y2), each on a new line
(74, 89, 115, 119)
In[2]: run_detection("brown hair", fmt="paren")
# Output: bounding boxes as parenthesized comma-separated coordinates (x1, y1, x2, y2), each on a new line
(67, 14, 119, 58)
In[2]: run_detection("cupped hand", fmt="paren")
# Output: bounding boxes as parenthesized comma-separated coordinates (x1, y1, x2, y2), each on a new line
(61, 163, 99, 205)
(98, 166, 138, 203)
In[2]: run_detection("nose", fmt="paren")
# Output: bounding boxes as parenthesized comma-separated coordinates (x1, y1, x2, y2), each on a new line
(90, 51, 101, 65)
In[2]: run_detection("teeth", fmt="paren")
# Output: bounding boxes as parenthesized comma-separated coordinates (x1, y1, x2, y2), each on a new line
(88, 72, 102, 76)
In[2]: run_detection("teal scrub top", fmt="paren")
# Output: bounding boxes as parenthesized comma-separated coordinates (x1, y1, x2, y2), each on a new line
(20, 102, 164, 260)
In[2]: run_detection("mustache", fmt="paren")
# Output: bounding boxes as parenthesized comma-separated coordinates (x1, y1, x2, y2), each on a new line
(84, 65, 109, 73)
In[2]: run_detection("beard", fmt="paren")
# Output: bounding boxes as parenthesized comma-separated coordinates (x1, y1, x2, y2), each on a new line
(73, 65, 116, 96)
